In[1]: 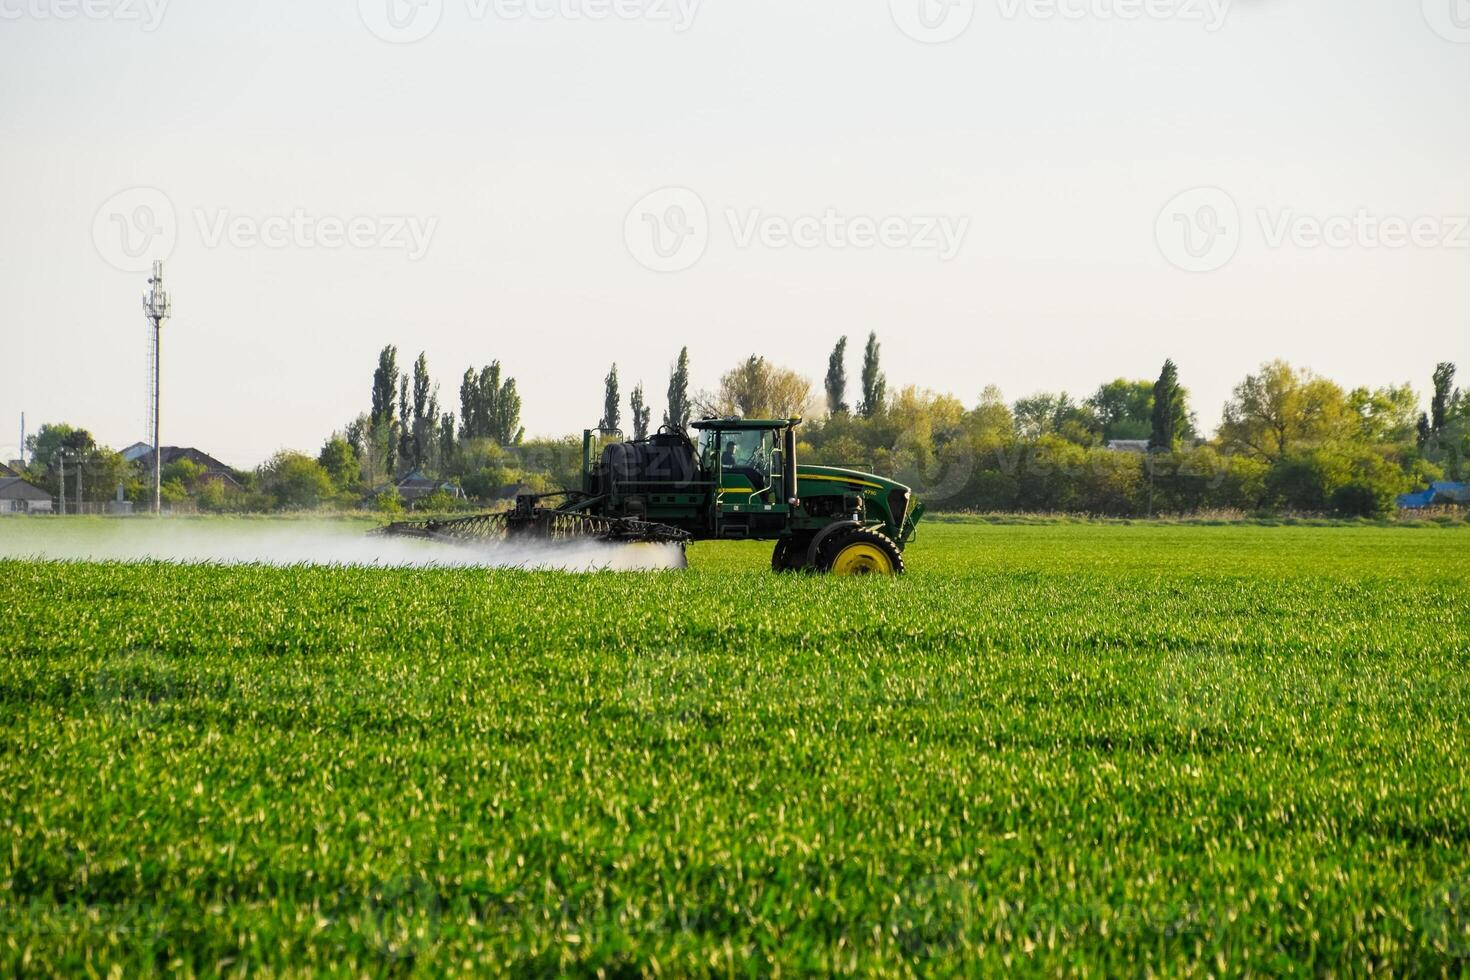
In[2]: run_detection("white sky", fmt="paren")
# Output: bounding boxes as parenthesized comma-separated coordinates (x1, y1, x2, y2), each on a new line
(1, 0, 1467, 467)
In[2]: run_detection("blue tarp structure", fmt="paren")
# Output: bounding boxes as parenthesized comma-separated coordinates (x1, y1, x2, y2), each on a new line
(1398, 481, 1469, 509)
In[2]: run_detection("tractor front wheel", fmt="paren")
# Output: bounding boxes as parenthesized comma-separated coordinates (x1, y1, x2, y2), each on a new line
(816, 528, 904, 576)
(771, 535, 813, 573)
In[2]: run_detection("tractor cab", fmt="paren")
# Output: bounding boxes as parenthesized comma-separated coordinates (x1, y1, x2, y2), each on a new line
(691, 417, 800, 538)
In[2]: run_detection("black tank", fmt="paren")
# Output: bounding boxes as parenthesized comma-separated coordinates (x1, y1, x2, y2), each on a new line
(601, 434, 701, 490)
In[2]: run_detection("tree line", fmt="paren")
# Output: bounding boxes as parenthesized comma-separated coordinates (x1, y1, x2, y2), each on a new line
(16, 338, 1465, 517)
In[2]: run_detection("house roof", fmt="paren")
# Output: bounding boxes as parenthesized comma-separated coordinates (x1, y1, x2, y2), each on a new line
(0, 462, 17, 479)
(0, 477, 52, 502)
(1432, 481, 1469, 503)
(129, 445, 234, 473)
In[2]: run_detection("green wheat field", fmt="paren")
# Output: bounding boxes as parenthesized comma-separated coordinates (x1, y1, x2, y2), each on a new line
(2, 518, 1469, 975)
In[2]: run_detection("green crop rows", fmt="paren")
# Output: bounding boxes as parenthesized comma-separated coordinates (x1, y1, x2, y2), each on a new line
(2, 520, 1469, 975)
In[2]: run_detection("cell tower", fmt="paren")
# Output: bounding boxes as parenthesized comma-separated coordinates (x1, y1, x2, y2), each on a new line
(142, 260, 172, 516)
(144, 324, 156, 445)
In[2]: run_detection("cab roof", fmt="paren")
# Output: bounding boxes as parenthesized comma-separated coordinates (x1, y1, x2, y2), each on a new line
(691, 416, 802, 431)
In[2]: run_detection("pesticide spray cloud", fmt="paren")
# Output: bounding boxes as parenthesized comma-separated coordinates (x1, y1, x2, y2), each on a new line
(0, 521, 686, 572)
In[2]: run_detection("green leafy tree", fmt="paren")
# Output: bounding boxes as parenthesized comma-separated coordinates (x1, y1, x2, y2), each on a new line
(825, 337, 849, 416)
(371, 346, 398, 427)
(664, 347, 692, 432)
(630, 384, 651, 440)
(318, 437, 360, 490)
(1013, 393, 1095, 443)
(461, 362, 522, 445)
(1150, 359, 1184, 451)
(1348, 384, 1419, 445)
(259, 451, 334, 509)
(1088, 380, 1154, 442)
(704, 356, 812, 419)
(405, 353, 438, 472)
(494, 378, 523, 445)
(25, 423, 96, 471)
(1220, 361, 1353, 461)
(1431, 362, 1456, 434)
(371, 346, 399, 474)
(397, 375, 411, 472)
(601, 364, 621, 432)
(859, 332, 886, 419)
(438, 413, 457, 472)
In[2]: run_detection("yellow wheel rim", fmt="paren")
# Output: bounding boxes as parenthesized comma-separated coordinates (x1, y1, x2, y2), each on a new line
(830, 542, 896, 576)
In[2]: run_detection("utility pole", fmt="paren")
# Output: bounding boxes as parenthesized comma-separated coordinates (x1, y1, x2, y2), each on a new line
(58, 453, 65, 516)
(142, 261, 173, 516)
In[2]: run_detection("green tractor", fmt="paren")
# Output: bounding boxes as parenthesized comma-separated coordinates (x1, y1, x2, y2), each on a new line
(378, 416, 923, 575)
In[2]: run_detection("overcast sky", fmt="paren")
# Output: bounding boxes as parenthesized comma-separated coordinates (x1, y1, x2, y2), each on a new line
(1, 0, 1467, 467)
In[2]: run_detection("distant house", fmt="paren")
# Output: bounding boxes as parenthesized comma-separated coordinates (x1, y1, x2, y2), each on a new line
(1397, 481, 1469, 510)
(1106, 440, 1151, 453)
(394, 471, 465, 507)
(0, 477, 53, 513)
(124, 443, 241, 488)
(0, 461, 17, 479)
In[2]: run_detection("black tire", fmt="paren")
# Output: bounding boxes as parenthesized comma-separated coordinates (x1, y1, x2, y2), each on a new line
(814, 527, 905, 576)
(771, 535, 813, 573)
